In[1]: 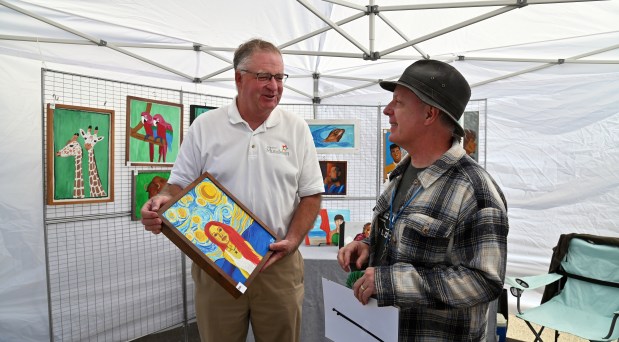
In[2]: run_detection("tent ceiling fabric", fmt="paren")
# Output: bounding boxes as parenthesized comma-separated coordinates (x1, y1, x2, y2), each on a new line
(2, 0, 619, 104)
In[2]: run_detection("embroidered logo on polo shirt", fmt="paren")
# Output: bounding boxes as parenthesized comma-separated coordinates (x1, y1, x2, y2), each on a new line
(266, 144, 290, 156)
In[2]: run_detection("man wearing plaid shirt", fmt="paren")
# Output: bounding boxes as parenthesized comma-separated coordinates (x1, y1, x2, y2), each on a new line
(338, 59, 509, 341)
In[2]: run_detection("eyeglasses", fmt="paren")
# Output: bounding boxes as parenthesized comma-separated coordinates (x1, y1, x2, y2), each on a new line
(240, 69, 288, 83)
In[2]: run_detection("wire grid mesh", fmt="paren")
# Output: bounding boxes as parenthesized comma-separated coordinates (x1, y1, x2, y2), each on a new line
(43, 70, 187, 342)
(42, 69, 486, 341)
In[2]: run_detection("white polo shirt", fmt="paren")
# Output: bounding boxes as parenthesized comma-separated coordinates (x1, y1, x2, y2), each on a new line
(168, 98, 324, 238)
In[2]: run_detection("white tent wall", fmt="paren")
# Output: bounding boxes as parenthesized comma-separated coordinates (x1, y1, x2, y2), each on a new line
(0, 55, 49, 342)
(2, 1, 619, 341)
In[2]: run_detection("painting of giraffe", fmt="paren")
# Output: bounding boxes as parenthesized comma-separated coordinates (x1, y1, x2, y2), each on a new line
(126, 96, 183, 166)
(47, 104, 115, 205)
(80, 126, 107, 198)
(55, 133, 85, 199)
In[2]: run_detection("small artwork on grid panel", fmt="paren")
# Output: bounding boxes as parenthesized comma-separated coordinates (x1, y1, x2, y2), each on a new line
(320, 160, 347, 196)
(305, 208, 350, 248)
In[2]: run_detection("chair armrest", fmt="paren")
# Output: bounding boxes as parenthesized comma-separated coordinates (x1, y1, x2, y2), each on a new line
(506, 273, 563, 291)
(506, 273, 563, 315)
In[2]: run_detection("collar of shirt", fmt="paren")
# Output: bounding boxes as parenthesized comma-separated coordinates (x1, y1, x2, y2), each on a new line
(377, 139, 467, 214)
(227, 96, 282, 130)
(388, 139, 466, 187)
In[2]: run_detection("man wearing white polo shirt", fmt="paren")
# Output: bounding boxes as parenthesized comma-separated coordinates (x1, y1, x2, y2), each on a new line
(140, 38, 324, 342)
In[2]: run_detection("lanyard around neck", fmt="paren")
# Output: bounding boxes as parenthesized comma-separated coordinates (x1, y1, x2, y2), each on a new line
(388, 182, 423, 233)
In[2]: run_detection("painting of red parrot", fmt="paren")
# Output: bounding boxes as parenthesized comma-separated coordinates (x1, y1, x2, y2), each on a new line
(140, 112, 156, 162)
(153, 114, 173, 162)
(126, 96, 183, 166)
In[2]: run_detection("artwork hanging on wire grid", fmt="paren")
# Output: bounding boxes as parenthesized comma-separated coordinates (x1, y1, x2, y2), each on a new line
(46, 103, 114, 205)
(126, 96, 183, 166)
(462, 111, 480, 162)
(304, 208, 350, 248)
(131, 170, 171, 221)
(382, 129, 408, 181)
(158, 171, 279, 298)
(189, 105, 217, 125)
(319, 160, 347, 196)
(307, 119, 359, 154)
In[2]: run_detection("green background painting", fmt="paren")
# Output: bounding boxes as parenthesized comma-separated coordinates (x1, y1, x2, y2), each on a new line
(190, 105, 216, 124)
(128, 98, 181, 164)
(53, 107, 111, 200)
(132, 170, 171, 220)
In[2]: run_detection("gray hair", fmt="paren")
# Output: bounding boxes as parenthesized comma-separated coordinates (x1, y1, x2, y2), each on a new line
(438, 111, 463, 141)
(233, 38, 282, 71)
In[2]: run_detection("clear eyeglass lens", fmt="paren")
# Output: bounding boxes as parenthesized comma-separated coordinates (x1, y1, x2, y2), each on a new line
(256, 73, 287, 82)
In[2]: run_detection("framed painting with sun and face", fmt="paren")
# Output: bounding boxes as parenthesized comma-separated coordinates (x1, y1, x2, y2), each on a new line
(158, 172, 279, 298)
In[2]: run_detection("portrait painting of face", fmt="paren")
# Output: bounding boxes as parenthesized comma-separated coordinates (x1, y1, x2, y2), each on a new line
(462, 111, 480, 162)
(383, 129, 408, 181)
(158, 172, 278, 298)
(319, 160, 347, 196)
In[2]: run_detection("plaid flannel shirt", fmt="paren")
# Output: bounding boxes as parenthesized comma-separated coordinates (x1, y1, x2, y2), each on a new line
(368, 141, 509, 341)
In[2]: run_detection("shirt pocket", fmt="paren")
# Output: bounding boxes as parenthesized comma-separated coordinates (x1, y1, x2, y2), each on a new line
(396, 213, 454, 265)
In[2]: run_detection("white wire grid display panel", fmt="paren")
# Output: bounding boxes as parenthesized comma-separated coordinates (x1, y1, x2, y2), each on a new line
(43, 70, 189, 342)
(308, 104, 382, 224)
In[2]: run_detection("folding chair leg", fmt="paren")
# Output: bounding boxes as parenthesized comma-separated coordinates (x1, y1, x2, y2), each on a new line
(525, 320, 545, 342)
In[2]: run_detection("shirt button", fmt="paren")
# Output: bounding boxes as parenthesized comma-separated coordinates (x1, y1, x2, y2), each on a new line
(422, 226, 429, 234)
(251, 144, 255, 148)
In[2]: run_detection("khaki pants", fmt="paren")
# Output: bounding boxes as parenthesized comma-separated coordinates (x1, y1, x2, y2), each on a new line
(192, 250, 304, 342)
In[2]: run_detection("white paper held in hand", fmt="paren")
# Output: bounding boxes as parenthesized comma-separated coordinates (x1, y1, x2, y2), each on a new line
(322, 277, 398, 342)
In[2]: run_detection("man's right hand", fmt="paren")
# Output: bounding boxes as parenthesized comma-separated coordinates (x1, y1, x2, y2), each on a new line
(141, 195, 171, 234)
(337, 241, 370, 272)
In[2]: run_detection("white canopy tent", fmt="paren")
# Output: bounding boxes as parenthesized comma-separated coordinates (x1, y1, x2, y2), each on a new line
(1, 0, 619, 340)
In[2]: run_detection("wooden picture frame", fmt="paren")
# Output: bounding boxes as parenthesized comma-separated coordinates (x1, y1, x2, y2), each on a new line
(189, 105, 217, 125)
(46, 104, 114, 205)
(131, 170, 171, 221)
(158, 172, 279, 298)
(307, 119, 359, 154)
(126, 96, 183, 166)
(319, 160, 347, 196)
(382, 129, 407, 181)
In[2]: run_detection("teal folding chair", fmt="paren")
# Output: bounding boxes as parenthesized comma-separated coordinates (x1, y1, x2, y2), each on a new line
(506, 234, 619, 342)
